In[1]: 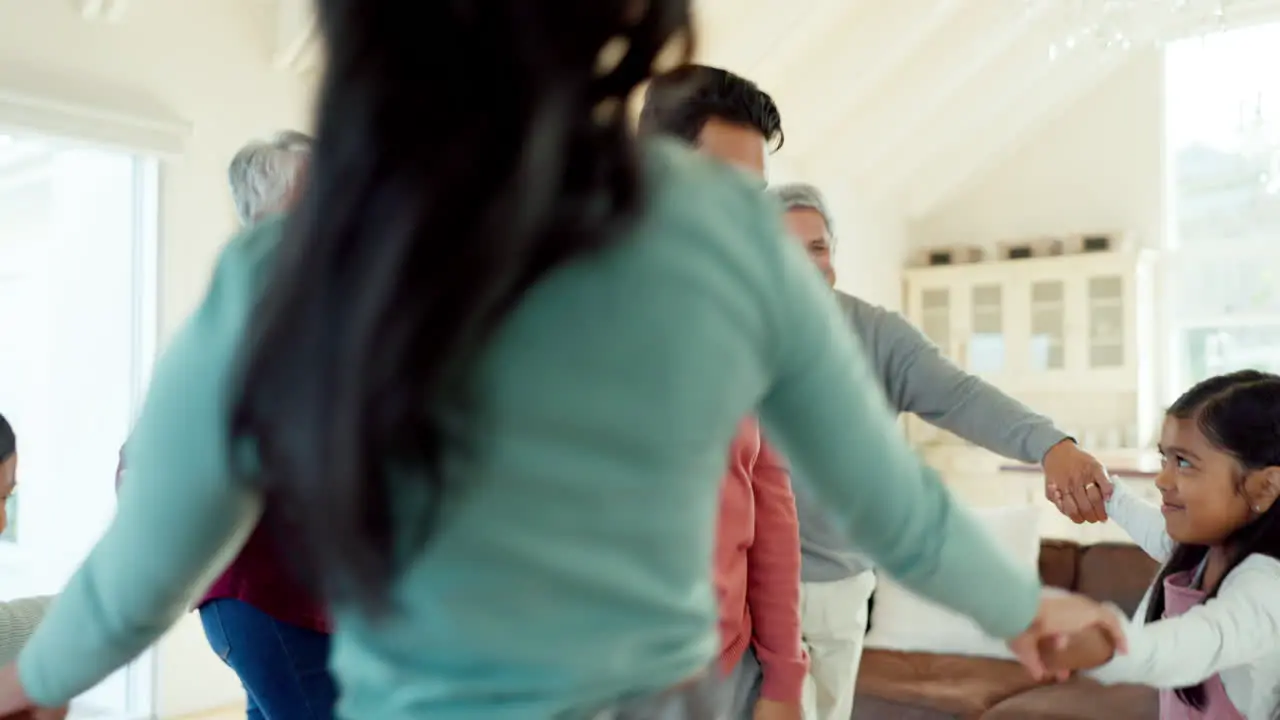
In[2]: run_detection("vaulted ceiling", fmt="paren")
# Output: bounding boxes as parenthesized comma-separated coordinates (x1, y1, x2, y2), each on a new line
(61, 0, 1280, 221)
(691, 0, 1280, 218)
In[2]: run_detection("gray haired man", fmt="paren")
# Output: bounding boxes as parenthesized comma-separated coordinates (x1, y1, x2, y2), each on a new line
(770, 182, 1112, 720)
(227, 130, 313, 225)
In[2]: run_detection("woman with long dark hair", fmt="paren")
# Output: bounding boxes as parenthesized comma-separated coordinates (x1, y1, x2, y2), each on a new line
(0, 1, 1123, 718)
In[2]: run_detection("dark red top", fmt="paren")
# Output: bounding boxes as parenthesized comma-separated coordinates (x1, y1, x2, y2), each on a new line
(116, 447, 330, 633)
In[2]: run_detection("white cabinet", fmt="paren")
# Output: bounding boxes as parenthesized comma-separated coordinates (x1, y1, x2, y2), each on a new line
(903, 251, 1159, 453)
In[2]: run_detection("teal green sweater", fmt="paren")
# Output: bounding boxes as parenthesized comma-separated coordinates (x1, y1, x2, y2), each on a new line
(16, 141, 1040, 718)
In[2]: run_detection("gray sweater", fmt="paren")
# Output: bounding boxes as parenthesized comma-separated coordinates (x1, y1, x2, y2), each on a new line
(0, 595, 52, 664)
(797, 292, 1068, 582)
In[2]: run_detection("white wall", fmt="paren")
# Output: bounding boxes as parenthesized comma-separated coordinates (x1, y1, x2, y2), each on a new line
(832, 190, 909, 311)
(0, 1, 312, 716)
(910, 50, 1166, 253)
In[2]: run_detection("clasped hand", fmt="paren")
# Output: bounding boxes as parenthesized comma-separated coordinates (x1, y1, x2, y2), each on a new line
(1043, 440, 1114, 524)
(0, 663, 63, 720)
(0, 706, 65, 719)
(1007, 591, 1126, 682)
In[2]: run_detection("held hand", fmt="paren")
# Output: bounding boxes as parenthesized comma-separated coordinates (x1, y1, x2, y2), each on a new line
(1039, 624, 1119, 675)
(0, 709, 67, 720)
(1043, 440, 1112, 524)
(1007, 592, 1127, 681)
(0, 664, 46, 720)
(752, 698, 804, 720)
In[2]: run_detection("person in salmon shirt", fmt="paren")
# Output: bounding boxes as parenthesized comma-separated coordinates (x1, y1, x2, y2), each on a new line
(637, 66, 805, 720)
(716, 419, 806, 720)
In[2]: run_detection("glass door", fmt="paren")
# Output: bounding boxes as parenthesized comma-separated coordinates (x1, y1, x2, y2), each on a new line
(1029, 280, 1065, 371)
(1087, 276, 1125, 368)
(919, 287, 952, 353)
(968, 284, 1005, 374)
(0, 129, 158, 719)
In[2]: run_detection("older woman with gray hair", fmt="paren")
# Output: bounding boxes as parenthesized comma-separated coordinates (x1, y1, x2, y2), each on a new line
(118, 130, 337, 720)
(228, 130, 313, 225)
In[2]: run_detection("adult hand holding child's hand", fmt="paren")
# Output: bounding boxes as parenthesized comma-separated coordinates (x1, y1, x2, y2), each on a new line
(1043, 440, 1113, 524)
(1007, 591, 1127, 681)
(0, 709, 67, 720)
(0, 663, 67, 720)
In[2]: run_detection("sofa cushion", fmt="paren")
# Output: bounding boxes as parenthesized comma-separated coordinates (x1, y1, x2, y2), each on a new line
(1076, 543, 1160, 616)
(1038, 539, 1079, 590)
(981, 678, 1157, 719)
(852, 694, 959, 720)
(864, 505, 1040, 660)
(856, 649, 1042, 718)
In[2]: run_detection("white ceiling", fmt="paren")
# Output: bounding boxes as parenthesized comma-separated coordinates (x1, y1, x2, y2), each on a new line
(47, 0, 1280, 219)
(692, 0, 1280, 218)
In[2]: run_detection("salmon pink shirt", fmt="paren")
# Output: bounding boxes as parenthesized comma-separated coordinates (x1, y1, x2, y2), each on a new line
(714, 417, 807, 703)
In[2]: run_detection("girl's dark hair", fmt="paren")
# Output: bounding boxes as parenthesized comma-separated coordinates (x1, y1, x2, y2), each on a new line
(0, 412, 13, 463)
(230, 0, 693, 612)
(1146, 369, 1280, 709)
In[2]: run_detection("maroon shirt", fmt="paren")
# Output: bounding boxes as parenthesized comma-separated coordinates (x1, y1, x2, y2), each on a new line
(116, 447, 330, 633)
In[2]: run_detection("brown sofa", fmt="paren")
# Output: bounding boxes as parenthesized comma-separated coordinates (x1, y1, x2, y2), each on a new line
(853, 539, 1161, 719)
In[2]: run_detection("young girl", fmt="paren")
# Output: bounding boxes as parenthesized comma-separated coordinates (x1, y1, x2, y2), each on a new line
(1046, 370, 1280, 719)
(0, 413, 52, 665)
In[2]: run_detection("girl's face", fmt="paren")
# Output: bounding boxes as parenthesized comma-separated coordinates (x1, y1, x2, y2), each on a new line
(1156, 414, 1279, 545)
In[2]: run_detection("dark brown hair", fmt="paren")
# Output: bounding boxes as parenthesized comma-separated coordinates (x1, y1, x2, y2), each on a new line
(638, 64, 784, 151)
(231, 0, 693, 612)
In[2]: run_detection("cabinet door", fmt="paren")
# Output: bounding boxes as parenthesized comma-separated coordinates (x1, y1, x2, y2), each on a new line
(967, 283, 1006, 375)
(916, 286, 953, 353)
(904, 283, 955, 446)
(1028, 280, 1067, 372)
(906, 281, 957, 358)
(1059, 269, 1134, 388)
(1087, 275, 1126, 369)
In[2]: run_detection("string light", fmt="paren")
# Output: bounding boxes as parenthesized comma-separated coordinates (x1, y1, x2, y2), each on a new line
(1024, 0, 1232, 59)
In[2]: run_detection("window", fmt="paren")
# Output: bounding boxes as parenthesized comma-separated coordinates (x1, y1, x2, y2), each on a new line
(0, 128, 158, 717)
(1165, 24, 1280, 390)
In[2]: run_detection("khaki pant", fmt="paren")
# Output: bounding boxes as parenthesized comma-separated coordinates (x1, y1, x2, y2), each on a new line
(722, 646, 762, 719)
(800, 570, 876, 720)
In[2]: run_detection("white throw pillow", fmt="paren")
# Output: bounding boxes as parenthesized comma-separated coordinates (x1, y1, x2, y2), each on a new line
(862, 504, 1040, 661)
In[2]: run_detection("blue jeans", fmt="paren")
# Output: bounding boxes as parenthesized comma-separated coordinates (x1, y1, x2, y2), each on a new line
(199, 599, 338, 720)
